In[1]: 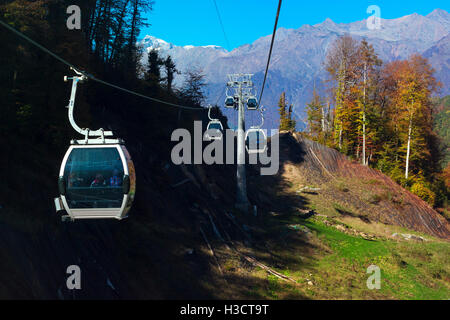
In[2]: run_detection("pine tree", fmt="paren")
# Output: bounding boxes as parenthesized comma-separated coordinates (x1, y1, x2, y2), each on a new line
(306, 88, 324, 140)
(288, 104, 296, 131)
(146, 49, 163, 84)
(278, 92, 290, 131)
(164, 55, 178, 94)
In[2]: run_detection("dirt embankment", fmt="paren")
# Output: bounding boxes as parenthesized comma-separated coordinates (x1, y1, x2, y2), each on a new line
(278, 132, 449, 239)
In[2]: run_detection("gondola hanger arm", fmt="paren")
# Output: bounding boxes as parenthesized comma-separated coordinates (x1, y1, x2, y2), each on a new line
(207, 105, 217, 121)
(65, 68, 113, 138)
(259, 106, 266, 128)
(252, 106, 265, 129)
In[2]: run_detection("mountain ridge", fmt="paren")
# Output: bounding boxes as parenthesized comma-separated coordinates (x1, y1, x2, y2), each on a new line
(140, 9, 450, 129)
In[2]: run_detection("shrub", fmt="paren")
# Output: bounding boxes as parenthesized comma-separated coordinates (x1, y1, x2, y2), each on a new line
(367, 193, 381, 204)
(366, 191, 393, 204)
(365, 179, 380, 185)
(443, 164, 450, 190)
(389, 166, 407, 186)
(411, 182, 436, 206)
(442, 208, 450, 220)
(336, 180, 349, 192)
(430, 176, 448, 208)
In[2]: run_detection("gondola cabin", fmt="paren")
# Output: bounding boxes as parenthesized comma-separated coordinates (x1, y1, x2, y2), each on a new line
(205, 120, 224, 141)
(245, 128, 267, 154)
(57, 143, 136, 220)
(225, 96, 235, 108)
(247, 97, 258, 110)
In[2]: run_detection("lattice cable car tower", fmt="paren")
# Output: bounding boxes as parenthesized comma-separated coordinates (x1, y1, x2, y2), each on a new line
(225, 73, 259, 211)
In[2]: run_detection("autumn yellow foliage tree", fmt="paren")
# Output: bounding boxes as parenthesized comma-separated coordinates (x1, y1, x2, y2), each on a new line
(383, 55, 439, 183)
(323, 35, 446, 207)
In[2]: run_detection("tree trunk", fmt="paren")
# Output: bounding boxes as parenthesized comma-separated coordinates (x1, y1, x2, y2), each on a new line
(356, 137, 360, 159)
(325, 99, 331, 140)
(362, 62, 367, 166)
(129, 1, 139, 57)
(362, 112, 366, 165)
(108, 0, 130, 65)
(405, 113, 412, 180)
(88, 0, 103, 51)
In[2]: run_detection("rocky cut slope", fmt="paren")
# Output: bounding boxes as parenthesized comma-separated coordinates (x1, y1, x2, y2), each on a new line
(263, 132, 450, 239)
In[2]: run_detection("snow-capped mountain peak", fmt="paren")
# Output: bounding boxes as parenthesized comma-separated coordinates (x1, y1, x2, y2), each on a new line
(138, 9, 449, 130)
(141, 35, 173, 51)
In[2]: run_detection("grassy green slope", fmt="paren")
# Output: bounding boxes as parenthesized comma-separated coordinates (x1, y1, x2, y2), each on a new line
(214, 179, 450, 300)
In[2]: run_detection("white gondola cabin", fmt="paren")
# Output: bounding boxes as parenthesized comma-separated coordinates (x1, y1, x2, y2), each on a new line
(204, 106, 224, 141)
(247, 97, 258, 110)
(205, 120, 224, 141)
(225, 96, 235, 108)
(245, 128, 267, 154)
(58, 143, 136, 220)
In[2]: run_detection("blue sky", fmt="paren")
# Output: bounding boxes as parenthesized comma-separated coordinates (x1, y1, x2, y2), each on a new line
(140, 0, 449, 50)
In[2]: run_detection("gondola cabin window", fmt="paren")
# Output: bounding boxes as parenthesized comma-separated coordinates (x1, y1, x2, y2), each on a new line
(63, 148, 125, 209)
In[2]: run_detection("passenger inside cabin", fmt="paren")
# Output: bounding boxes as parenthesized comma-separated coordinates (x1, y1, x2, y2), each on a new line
(90, 174, 106, 187)
(109, 169, 122, 186)
(68, 173, 84, 187)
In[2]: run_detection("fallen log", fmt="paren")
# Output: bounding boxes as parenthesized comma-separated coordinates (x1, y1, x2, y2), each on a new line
(242, 255, 297, 283)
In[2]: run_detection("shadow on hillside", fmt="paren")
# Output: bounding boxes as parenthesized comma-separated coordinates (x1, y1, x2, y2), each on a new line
(0, 123, 317, 300)
(335, 207, 372, 223)
(181, 132, 322, 298)
(112, 131, 318, 299)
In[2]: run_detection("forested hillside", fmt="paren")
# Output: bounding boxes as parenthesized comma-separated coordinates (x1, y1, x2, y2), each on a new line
(433, 95, 450, 168)
(304, 36, 449, 213)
